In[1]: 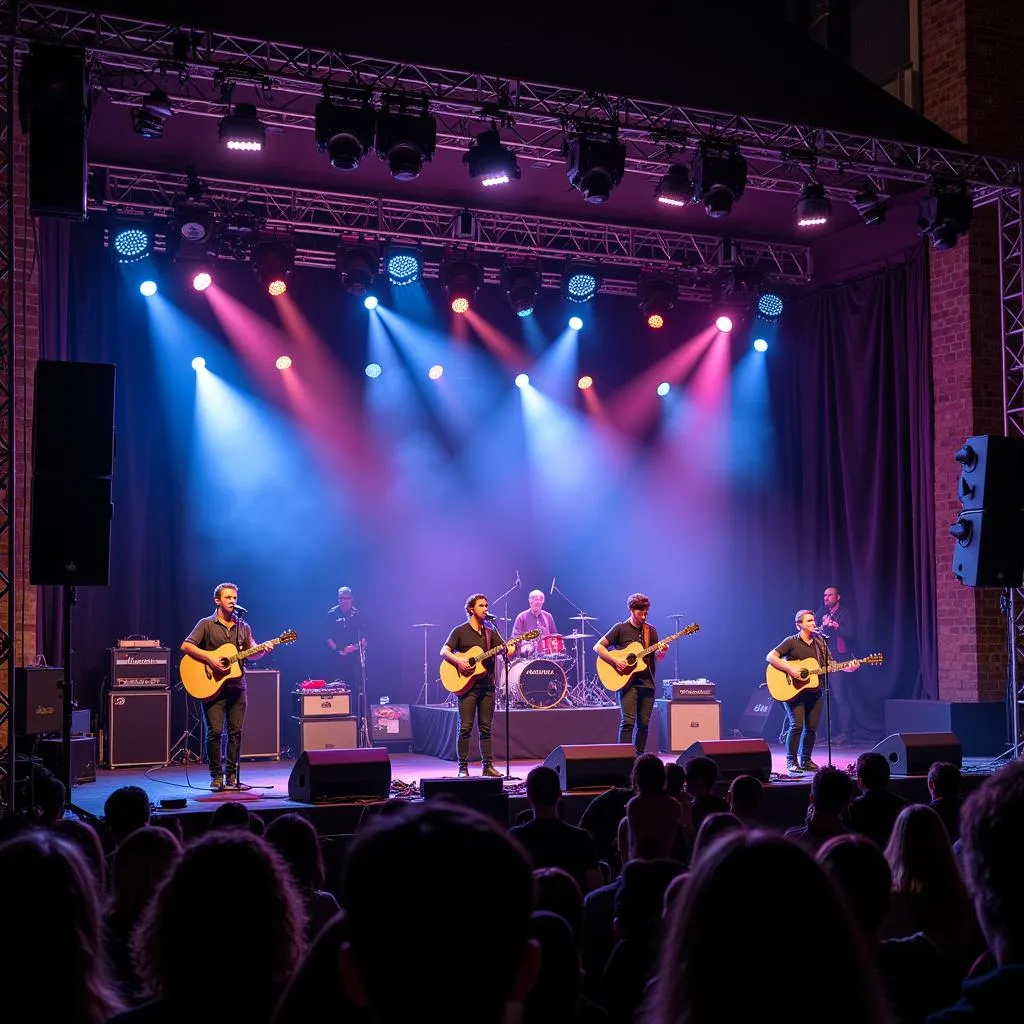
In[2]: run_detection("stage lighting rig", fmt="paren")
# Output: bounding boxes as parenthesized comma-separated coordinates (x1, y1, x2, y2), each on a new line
(252, 233, 295, 296)
(795, 181, 832, 227)
(131, 88, 173, 139)
(638, 275, 677, 329)
(338, 242, 379, 296)
(169, 167, 213, 260)
(655, 165, 692, 207)
(106, 213, 156, 264)
(692, 141, 747, 218)
(502, 262, 541, 317)
(464, 129, 521, 187)
(444, 256, 482, 313)
(852, 186, 887, 227)
(918, 178, 974, 250)
(215, 66, 272, 152)
(315, 85, 375, 170)
(384, 244, 423, 286)
(375, 97, 437, 181)
(564, 125, 626, 204)
(563, 263, 601, 303)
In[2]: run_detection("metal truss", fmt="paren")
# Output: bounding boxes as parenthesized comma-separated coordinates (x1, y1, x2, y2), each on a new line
(2, 1, 1020, 205)
(0, 39, 14, 810)
(95, 163, 814, 292)
(998, 189, 1024, 759)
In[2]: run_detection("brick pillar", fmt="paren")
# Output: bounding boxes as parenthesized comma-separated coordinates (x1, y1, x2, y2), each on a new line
(923, 0, 1024, 702)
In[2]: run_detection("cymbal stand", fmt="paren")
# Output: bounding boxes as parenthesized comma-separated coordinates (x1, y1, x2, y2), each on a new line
(413, 623, 440, 706)
(667, 614, 688, 680)
(552, 580, 598, 694)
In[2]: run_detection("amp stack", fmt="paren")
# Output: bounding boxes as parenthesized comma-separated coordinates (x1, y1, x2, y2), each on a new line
(656, 678, 722, 753)
(291, 681, 358, 751)
(103, 639, 171, 768)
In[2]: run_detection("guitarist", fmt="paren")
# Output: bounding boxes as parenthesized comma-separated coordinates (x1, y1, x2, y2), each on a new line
(593, 593, 667, 756)
(765, 610, 830, 775)
(440, 594, 520, 778)
(181, 582, 270, 791)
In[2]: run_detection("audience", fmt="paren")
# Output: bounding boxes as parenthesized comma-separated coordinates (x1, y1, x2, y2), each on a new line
(680, 755, 728, 830)
(848, 751, 908, 849)
(784, 766, 855, 851)
(927, 761, 964, 843)
(726, 773, 764, 825)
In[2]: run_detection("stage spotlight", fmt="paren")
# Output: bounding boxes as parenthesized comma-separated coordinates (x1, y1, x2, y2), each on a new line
(577, 375, 593, 390)
(109, 218, 154, 264)
(565, 126, 626, 204)
(428, 364, 444, 380)
(365, 362, 383, 378)
(315, 86, 375, 170)
(464, 128, 521, 187)
(568, 315, 584, 331)
(647, 314, 664, 329)
(191, 356, 206, 370)
(715, 315, 734, 332)
(655, 165, 691, 207)
(563, 263, 601, 303)
(756, 291, 785, 322)
(253, 235, 295, 296)
(192, 271, 212, 291)
(852, 187, 887, 227)
(374, 100, 437, 180)
(692, 141, 747, 218)
(131, 87, 172, 139)
(918, 179, 973, 250)
(338, 243, 378, 296)
(384, 245, 423, 286)
(139, 279, 157, 297)
(657, 382, 671, 397)
(638, 276, 676, 328)
(753, 337, 768, 352)
(444, 258, 481, 314)
(218, 102, 265, 152)
(502, 262, 540, 317)
(276, 355, 292, 370)
(515, 373, 530, 389)
(795, 182, 832, 227)
(363, 295, 379, 310)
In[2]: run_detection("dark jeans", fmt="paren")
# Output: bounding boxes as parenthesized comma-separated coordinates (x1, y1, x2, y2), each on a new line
(203, 685, 247, 777)
(457, 682, 495, 766)
(618, 683, 655, 755)
(783, 692, 822, 763)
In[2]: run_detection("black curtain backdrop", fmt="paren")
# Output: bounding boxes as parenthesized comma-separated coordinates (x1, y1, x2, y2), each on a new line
(34, 222, 938, 747)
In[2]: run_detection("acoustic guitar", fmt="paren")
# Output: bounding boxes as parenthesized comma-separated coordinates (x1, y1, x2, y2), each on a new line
(596, 624, 700, 692)
(764, 652, 884, 702)
(181, 629, 298, 700)
(439, 630, 541, 696)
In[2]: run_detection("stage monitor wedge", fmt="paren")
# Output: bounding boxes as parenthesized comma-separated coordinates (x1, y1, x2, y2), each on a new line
(287, 747, 391, 803)
(870, 732, 963, 776)
(542, 743, 636, 791)
(677, 739, 773, 782)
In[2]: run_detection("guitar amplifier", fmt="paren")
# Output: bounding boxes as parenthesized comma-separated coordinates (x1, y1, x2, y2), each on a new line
(109, 647, 171, 688)
(294, 691, 351, 717)
(662, 678, 717, 701)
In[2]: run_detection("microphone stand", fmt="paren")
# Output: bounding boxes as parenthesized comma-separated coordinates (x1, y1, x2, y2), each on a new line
(552, 580, 597, 697)
(818, 633, 833, 768)
(490, 576, 520, 780)
(357, 619, 371, 748)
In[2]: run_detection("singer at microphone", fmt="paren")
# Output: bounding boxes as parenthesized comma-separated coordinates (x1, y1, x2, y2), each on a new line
(234, 604, 249, 615)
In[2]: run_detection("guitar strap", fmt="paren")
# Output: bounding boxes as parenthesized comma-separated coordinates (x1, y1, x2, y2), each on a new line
(642, 623, 650, 650)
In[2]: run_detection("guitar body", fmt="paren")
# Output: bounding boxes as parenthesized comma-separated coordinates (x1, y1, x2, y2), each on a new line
(765, 652, 884, 702)
(439, 645, 487, 696)
(180, 643, 243, 700)
(596, 641, 651, 692)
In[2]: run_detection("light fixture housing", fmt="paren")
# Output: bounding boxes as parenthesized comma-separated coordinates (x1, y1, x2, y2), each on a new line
(218, 102, 266, 152)
(655, 165, 692, 207)
(444, 257, 481, 313)
(565, 128, 626, 204)
(563, 262, 601, 303)
(131, 87, 172, 139)
(638, 276, 676, 327)
(252, 234, 295, 295)
(795, 182, 832, 227)
(375, 103, 437, 180)
(383, 244, 423, 286)
(692, 142, 747, 218)
(315, 89, 375, 170)
(337, 243, 379, 296)
(918, 179, 974, 250)
(502, 262, 541, 317)
(464, 129, 521, 187)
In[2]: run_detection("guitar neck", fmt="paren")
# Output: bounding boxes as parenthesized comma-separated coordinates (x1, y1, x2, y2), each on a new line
(236, 639, 274, 664)
(637, 627, 690, 659)
(806, 658, 857, 677)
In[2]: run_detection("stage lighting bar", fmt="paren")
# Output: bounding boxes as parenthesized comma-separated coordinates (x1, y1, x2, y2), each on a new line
(252, 234, 295, 295)
(315, 85, 375, 170)
(443, 257, 481, 313)
(106, 214, 159, 264)
(638, 275, 677, 328)
(692, 142, 748, 218)
(503, 262, 541, 317)
(337, 242, 379, 295)
(464, 129, 521, 187)
(565, 126, 627, 204)
(375, 99, 437, 181)
(219, 102, 266, 152)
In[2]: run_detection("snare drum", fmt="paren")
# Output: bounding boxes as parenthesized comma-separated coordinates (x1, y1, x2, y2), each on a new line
(537, 633, 566, 657)
(508, 659, 568, 709)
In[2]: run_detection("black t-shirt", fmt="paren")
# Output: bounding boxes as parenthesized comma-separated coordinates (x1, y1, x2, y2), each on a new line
(602, 619, 660, 687)
(773, 633, 830, 704)
(184, 614, 254, 690)
(444, 622, 506, 688)
(327, 605, 361, 650)
(508, 818, 601, 893)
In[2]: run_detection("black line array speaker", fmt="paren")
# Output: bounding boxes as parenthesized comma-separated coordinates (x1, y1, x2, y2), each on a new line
(870, 732, 963, 776)
(240, 669, 280, 760)
(106, 690, 170, 768)
(677, 739, 773, 782)
(14, 667, 64, 736)
(30, 360, 116, 587)
(287, 747, 392, 803)
(542, 743, 636, 791)
(420, 776, 509, 825)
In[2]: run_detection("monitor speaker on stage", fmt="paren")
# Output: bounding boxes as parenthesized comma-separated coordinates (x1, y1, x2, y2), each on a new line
(420, 776, 509, 824)
(14, 667, 64, 736)
(677, 739, 773, 782)
(287, 747, 391, 803)
(542, 743, 636, 791)
(870, 732, 963, 776)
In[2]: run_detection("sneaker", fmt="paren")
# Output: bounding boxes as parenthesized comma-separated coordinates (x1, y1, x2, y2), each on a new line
(481, 765, 503, 778)
(225, 774, 238, 789)
(457, 765, 470, 778)
(801, 759, 820, 771)
(210, 776, 224, 791)
(786, 761, 804, 774)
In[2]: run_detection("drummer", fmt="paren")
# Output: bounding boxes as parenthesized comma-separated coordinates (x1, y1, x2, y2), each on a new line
(512, 589, 559, 658)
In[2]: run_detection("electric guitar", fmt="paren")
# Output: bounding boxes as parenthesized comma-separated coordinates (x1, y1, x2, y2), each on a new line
(764, 652, 884, 702)
(596, 624, 700, 692)
(439, 630, 541, 696)
(180, 629, 299, 700)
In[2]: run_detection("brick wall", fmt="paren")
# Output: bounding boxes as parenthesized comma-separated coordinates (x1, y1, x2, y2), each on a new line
(922, 0, 1024, 702)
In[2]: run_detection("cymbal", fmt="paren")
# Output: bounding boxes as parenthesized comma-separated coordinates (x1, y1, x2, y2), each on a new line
(412, 623, 440, 628)
(571, 613, 597, 621)
(563, 632, 593, 640)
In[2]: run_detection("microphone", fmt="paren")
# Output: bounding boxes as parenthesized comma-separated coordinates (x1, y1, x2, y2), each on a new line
(234, 604, 249, 615)
(484, 612, 497, 620)
(812, 630, 830, 640)
(550, 577, 556, 596)
(516, 569, 521, 587)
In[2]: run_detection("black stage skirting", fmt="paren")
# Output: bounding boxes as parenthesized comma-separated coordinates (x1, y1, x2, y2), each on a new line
(411, 704, 658, 761)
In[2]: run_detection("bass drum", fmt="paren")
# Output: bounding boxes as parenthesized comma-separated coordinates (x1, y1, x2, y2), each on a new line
(509, 659, 568, 709)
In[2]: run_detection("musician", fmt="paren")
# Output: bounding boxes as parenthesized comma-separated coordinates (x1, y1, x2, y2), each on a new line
(512, 589, 558, 658)
(766, 610, 830, 775)
(326, 586, 365, 683)
(440, 594, 520, 778)
(181, 582, 269, 791)
(593, 593, 667, 756)
(816, 584, 859, 746)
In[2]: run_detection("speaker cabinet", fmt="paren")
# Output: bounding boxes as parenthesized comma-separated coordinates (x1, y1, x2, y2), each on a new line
(677, 739, 773, 782)
(542, 743, 636, 791)
(240, 669, 280, 760)
(14, 667, 64, 736)
(420, 776, 509, 824)
(105, 690, 170, 768)
(951, 508, 1024, 588)
(39, 736, 97, 784)
(737, 689, 789, 741)
(296, 716, 358, 751)
(287, 747, 392, 803)
(871, 732, 963, 776)
(884, 699, 1005, 757)
(656, 699, 721, 753)
(955, 434, 1024, 511)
